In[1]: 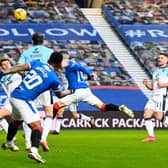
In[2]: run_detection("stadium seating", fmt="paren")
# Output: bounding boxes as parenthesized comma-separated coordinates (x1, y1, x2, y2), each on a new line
(102, 0, 168, 76)
(103, 0, 168, 25)
(0, 0, 148, 111)
(0, 0, 137, 87)
(0, 0, 89, 24)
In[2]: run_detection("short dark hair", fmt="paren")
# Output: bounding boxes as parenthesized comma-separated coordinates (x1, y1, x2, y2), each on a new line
(48, 51, 63, 65)
(159, 52, 168, 57)
(0, 55, 9, 66)
(32, 32, 44, 45)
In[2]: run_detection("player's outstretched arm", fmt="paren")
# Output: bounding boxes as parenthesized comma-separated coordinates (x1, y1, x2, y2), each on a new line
(55, 90, 72, 98)
(1, 63, 30, 76)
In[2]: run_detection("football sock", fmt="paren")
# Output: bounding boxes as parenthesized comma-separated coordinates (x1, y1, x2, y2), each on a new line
(22, 122, 31, 148)
(7, 121, 21, 141)
(101, 104, 119, 112)
(79, 114, 91, 121)
(41, 116, 53, 142)
(144, 118, 154, 137)
(55, 116, 63, 133)
(31, 147, 38, 154)
(31, 126, 42, 148)
(0, 118, 8, 133)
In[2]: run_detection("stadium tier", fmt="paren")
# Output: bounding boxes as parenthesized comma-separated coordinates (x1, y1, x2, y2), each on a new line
(102, 0, 168, 77)
(0, 0, 89, 24)
(0, 0, 148, 111)
(103, 0, 168, 25)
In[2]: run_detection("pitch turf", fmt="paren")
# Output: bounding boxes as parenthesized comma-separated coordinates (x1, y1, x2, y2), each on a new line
(0, 129, 168, 168)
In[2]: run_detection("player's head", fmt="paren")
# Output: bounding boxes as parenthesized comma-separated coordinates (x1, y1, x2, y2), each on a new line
(60, 51, 69, 68)
(0, 55, 11, 70)
(48, 51, 63, 70)
(32, 32, 44, 45)
(157, 53, 168, 67)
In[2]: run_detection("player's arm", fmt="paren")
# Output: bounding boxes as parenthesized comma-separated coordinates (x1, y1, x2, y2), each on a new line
(1, 63, 30, 76)
(143, 79, 153, 90)
(76, 63, 97, 80)
(69, 62, 95, 79)
(157, 81, 168, 88)
(52, 81, 72, 98)
(55, 90, 72, 98)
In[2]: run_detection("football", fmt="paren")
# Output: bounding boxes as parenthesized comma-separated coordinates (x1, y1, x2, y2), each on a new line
(14, 8, 27, 21)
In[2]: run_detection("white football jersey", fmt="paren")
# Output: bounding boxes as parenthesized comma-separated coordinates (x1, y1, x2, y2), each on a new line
(152, 66, 168, 96)
(0, 73, 22, 96)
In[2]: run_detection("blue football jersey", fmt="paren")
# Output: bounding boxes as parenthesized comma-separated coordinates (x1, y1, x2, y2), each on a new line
(65, 60, 92, 90)
(11, 61, 61, 101)
(18, 45, 53, 64)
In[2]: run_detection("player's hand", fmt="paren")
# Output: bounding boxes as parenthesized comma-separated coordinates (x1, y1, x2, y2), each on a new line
(0, 69, 4, 80)
(90, 72, 97, 80)
(143, 79, 148, 85)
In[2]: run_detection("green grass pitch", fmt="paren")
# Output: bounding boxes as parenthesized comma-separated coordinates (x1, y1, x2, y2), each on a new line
(0, 129, 168, 168)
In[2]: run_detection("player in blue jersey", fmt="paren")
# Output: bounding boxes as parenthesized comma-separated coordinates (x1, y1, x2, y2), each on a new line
(51, 53, 95, 134)
(142, 53, 168, 142)
(0, 51, 70, 163)
(52, 52, 134, 127)
(18, 32, 54, 151)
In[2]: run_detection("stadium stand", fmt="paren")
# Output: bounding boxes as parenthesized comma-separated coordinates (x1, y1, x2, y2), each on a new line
(0, 0, 148, 111)
(102, 0, 168, 77)
(0, 40, 136, 86)
(103, 0, 168, 25)
(0, 0, 89, 24)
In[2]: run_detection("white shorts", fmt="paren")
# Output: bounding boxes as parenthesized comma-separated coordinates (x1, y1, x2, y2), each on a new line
(145, 95, 168, 113)
(10, 97, 40, 124)
(59, 88, 103, 108)
(34, 90, 53, 106)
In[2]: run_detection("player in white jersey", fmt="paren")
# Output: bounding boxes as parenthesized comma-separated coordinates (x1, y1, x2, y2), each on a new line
(18, 32, 54, 151)
(142, 53, 168, 142)
(0, 56, 22, 151)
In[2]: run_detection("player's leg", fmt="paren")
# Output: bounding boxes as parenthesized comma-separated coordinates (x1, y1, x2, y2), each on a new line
(22, 122, 32, 151)
(54, 91, 96, 128)
(143, 96, 167, 142)
(40, 105, 53, 151)
(160, 97, 168, 126)
(142, 107, 155, 142)
(1, 102, 19, 151)
(81, 88, 134, 118)
(53, 94, 77, 131)
(17, 98, 45, 163)
(0, 107, 12, 119)
(0, 118, 8, 133)
(2, 119, 21, 151)
(52, 107, 65, 134)
(38, 90, 53, 152)
(70, 103, 95, 128)
(28, 121, 45, 163)
(0, 105, 13, 133)
(7, 97, 45, 163)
